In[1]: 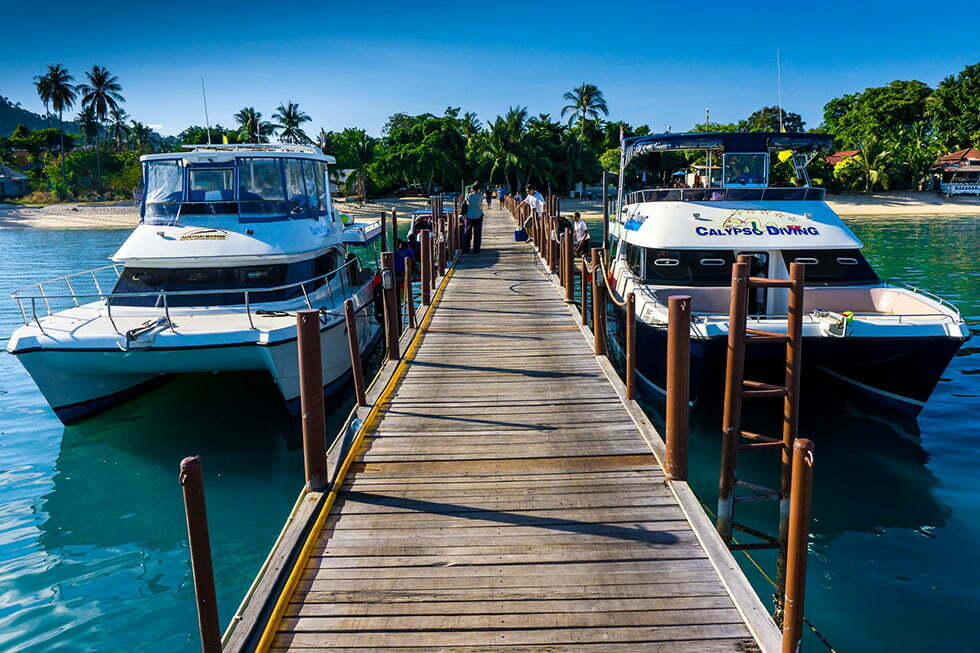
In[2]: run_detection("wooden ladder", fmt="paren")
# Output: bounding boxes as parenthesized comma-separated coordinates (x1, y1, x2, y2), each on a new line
(716, 254, 805, 616)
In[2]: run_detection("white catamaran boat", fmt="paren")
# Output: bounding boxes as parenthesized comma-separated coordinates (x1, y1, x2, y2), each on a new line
(7, 144, 383, 424)
(609, 132, 969, 415)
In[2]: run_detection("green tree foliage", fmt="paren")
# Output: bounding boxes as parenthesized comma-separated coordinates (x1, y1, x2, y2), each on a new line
(833, 136, 892, 192)
(178, 125, 237, 145)
(822, 80, 931, 146)
(272, 101, 312, 144)
(738, 106, 805, 132)
(43, 146, 136, 198)
(234, 107, 275, 143)
(375, 109, 471, 193)
(926, 63, 980, 150)
(327, 128, 378, 201)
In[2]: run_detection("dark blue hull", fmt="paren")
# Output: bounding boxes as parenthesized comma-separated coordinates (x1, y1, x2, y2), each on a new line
(612, 306, 965, 416)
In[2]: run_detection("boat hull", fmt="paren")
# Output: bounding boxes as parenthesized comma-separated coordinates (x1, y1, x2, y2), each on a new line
(613, 306, 965, 416)
(11, 313, 381, 425)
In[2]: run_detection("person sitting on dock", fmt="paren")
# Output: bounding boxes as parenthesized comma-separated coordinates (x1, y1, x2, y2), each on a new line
(573, 212, 591, 255)
(461, 184, 485, 254)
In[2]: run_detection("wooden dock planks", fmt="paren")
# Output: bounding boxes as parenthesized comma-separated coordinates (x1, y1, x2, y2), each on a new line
(266, 208, 776, 652)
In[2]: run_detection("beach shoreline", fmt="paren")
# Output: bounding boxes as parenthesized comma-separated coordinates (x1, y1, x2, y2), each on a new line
(3, 191, 979, 230)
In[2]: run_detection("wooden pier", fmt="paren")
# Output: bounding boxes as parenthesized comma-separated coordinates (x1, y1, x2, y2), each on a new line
(219, 207, 785, 652)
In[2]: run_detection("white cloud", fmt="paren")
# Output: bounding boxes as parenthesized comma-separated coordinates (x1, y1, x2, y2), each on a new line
(148, 124, 164, 131)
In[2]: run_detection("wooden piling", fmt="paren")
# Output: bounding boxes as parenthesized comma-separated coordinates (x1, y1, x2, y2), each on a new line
(717, 260, 749, 542)
(404, 258, 417, 329)
(666, 295, 691, 481)
(380, 212, 388, 252)
(344, 299, 366, 407)
(563, 228, 574, 302)
(625, 292, 637, 400)
(781, 438, 815, 653)
(602, 170, 609, 249)
(420, 230, 432, 305)
(296, 310, 327, 490)
(591, 248, 606, 356)
(381, 252, 399, 361)
(390, 209, 398, 248)
(178, 456, 221, 653)
(580, 257, 588, 325)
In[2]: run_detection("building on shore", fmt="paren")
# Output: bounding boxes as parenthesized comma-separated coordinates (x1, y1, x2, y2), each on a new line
(932, 148, 980, 196)
(825, 149, 859, 167)
(0, 165, 28, 199)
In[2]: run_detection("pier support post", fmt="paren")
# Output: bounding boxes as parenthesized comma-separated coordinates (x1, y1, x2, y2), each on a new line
(297, 310, 328, 490)
(420, 230, 432, 306)
(390, 209, 398, 249)
(563, 228, 574, 302)
(381, 252, 399, 361)
(625, 292, 637, 400)
(602, 170, 609, 249)
(404, 258, 417, 328)
(344, 299, 366, 407)
(591, 248, 606, 356)
(380, 212, 388, 253)
(580, 257, 588, 325)
(717, 260, 749, 543)
(781, 438, 815, 653)
(178, 456, 221, 653)
(666, 295, 691, 480)
(777, 261, 806, 610)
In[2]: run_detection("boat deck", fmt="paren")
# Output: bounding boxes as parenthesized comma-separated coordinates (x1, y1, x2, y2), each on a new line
(237, 208, 781, 652)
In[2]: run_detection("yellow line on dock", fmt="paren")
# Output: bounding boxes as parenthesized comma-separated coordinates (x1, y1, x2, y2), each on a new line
(254, 266, 455, 653)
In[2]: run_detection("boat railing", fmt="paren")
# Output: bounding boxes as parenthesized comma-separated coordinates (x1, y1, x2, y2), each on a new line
(626, 187, 826, 204)
(882, 279, 963, 320)
(10, 257, 370, 336)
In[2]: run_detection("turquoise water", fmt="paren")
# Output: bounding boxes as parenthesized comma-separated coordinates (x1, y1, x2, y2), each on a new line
(0, 215, 977, 652)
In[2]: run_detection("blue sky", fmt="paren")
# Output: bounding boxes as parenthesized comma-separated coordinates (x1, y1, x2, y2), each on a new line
(1, 0, 977, 137)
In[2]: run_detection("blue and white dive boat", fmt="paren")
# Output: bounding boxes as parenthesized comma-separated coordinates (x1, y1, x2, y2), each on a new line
(7, 144, 383, 424)
(609, 132, 969, 415)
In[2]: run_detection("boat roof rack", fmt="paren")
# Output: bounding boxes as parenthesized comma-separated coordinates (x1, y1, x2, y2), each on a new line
(181, 143, 323, 154)
(622, 132, 835, 167)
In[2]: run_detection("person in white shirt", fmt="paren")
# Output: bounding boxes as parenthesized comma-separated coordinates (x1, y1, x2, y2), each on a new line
(572, 212, 591, 256)
(522, 186, 545, 216)
(462, 184, 485, 254)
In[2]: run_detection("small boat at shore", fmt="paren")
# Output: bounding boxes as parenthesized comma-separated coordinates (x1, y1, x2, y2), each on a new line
(7, 144, 383, 424)
(609, 132, 970, 415)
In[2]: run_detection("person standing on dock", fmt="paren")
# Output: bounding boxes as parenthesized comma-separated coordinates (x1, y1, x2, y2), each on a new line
(462, 184, 485, 254)
(523, 186, 545, 216)
(573, 212, 591, 255)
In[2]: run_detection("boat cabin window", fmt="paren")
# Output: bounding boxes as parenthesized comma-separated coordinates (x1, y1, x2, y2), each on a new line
(110, 249, 346, 307)
(644, 249, 737, 286)
(780, 249, 879, 285)
(722, 153, 768, 188)
(188, 168, 235, 201)
(143, 159, 183, 221)
(238, 158, 287, 216)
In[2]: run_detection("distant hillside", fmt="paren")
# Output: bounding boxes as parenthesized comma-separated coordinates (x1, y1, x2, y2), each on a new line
(1, 95, 79, 137)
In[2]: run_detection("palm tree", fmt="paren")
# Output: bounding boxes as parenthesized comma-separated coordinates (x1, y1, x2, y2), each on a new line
(45, 65, 76, 154)
(561, 83, 609, 133)
(129, 121, 153, 152)
(33, 71, 53, 128)
(835, 137, 892, 193)
(234, 107, 275, 142)
(272, 101, 312, 144)
(109, 107, 130, 149)
(76, 106, 100, 145)
(339, 128, 376, 202)
(78, 65, 124, 192)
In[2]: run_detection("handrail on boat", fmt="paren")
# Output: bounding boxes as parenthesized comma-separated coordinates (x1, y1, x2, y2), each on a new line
(9, 257, 368, 334)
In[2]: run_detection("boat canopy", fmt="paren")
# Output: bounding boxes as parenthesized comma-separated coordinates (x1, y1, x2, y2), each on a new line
(622, 132, 834, 168)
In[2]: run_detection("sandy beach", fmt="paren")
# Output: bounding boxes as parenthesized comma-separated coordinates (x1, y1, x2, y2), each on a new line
(3, 192, 979, 230)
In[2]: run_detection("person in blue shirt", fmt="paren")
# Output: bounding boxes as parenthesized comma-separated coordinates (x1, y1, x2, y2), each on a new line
(393, 239, 415, 280)
(461, 184, 485, 254)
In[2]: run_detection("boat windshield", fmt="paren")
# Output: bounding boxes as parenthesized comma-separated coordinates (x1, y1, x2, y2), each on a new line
(143, 159, 184, 221)
(723, 153, 768, 187)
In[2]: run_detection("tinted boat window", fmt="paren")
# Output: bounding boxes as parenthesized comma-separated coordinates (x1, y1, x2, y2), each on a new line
(780, 249, 879, 285)
(285, 159, 307, 216)
(644, 250, 737, 286)
(239, 158, 286, 216)
(302, 160, 323, 214)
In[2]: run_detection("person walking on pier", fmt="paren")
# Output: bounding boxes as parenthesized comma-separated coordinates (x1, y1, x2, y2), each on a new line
(573, 212, 591, 255)
(462, 184, 485, 254)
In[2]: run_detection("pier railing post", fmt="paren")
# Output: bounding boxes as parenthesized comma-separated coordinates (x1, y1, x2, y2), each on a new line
(580, 257, 588, 326)
(390, 209, 398, 249)
(404, 258, 417, 328)
(380, 211, 388, 253)
(591, 248, 606, 356)
(344, 299, 366, 407)
(381, 252, 399, 361)
(666, 295, 691, 481)
(781, 438, 815, 653)
(296, 310, 328, 490)
(625, 292, 637, 400)
(178, 456, 221, 653)
(777, 261, 806, 607)
(420, 230, 432, 305)
(563, 228, 574, 302)
(717, 260, 749, 543)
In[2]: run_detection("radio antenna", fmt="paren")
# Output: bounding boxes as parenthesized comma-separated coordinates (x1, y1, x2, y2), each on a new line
(201, 77, 212, 144)
(776, 50, 785, 132)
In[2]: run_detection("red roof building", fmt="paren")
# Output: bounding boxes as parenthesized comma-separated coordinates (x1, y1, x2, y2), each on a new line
(932, 148, 980, 169)
(825, 150, 858, 166)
